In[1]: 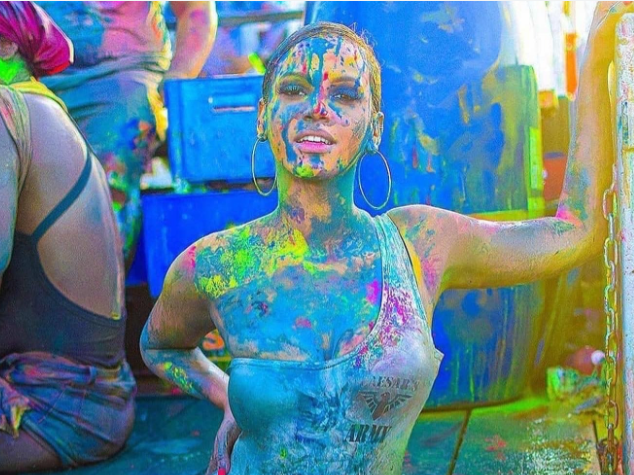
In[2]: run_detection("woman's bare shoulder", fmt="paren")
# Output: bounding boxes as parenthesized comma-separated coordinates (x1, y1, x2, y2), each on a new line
(386, 204, 446, 241)
(23, 93, 85, 161)
(173, 214, 275, 300)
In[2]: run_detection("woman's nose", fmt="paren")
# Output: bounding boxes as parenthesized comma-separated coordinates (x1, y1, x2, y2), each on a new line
(307, 94, 329, 119)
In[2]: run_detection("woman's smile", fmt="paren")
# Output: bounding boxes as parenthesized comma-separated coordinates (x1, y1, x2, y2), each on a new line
(294, 129, 336, 154)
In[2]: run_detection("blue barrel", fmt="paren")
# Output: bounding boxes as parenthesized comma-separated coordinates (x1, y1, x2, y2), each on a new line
(308, 1, 557, 408)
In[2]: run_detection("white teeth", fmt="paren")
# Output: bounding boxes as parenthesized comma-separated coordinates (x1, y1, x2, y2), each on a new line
(299, 135, 332, 145)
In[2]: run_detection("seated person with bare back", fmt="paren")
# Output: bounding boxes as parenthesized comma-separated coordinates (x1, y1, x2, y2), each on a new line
(0, 3, 135, 473)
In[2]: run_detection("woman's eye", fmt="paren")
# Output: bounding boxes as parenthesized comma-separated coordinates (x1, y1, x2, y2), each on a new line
(333, 90, 361, 102)
(280, 83, 306, 97)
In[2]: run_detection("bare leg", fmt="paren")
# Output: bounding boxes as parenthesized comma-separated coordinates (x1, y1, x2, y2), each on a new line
(0, 430, 62, 473)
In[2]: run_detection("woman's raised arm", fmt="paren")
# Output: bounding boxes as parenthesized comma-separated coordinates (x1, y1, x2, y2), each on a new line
(389, 2, 631, 302)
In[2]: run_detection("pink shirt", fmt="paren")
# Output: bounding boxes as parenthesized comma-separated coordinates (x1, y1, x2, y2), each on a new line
(39, 1, 171, 71)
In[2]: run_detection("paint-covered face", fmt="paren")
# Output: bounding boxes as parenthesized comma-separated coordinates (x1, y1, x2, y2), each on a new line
(261, 35, 377, 180)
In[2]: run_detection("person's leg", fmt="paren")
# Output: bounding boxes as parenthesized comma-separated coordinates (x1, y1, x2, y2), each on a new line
(0, 430, 62, 473)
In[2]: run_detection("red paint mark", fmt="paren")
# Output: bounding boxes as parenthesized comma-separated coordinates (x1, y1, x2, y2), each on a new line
(191, 430, 200, 437)
(412, 147, 419, 169)
(485, 435, 508, 461)
(323, 71, 329, 81)
(295, 317, 312, 329)
(426, 151, 435, 173)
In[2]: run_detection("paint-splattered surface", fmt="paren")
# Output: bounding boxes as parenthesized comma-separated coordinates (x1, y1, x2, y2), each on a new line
(33, 391, 600, 475)
(454, 397, 601, 475)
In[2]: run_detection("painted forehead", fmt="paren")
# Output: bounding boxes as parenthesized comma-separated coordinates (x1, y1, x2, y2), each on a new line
(276, 35, 370, 83)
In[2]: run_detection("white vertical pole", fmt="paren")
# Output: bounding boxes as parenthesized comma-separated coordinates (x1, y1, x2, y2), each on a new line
(616, 14, 634, 475)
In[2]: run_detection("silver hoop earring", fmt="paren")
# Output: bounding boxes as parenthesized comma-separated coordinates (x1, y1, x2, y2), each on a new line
(357, 149, 392, 210)
(251, 136, 277, 197)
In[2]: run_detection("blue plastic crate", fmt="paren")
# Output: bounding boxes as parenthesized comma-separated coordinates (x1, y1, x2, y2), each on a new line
(142, 190, 277, 297)
(125, 227, 148, 286)
(165, 76, 275, 183)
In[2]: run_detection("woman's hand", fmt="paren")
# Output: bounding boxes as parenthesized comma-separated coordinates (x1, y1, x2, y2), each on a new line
(206, 407, 242, 475)
(586, 2, 634, 68)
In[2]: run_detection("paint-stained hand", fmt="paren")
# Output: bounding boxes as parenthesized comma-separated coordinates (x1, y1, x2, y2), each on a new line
(587, 1, 634, 65)
(206, 407, 241, 475)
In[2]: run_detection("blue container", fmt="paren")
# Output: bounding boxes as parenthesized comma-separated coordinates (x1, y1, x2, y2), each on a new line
(125, 227, 148, 286)
(165, 76, 275, 183)
(142, 190, 277, 297)
(308, 1, 557, 409)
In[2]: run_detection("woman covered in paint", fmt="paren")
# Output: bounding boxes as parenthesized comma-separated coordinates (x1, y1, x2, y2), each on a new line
(0, 2, 135, 472)
(141, 3, 626, 474)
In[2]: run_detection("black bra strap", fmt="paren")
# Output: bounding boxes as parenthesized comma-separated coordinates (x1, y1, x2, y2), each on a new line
(31, 150, 93, 242)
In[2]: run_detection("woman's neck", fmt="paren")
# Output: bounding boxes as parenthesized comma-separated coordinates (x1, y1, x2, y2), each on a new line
(274, 164, 371, 251)
(0, 56, 33, 85)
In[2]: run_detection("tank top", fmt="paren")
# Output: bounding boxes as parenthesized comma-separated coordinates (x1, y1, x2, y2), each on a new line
(0, 84, 126, 368)
(38, 1, 171, 72)
(227, 214, 443, 475)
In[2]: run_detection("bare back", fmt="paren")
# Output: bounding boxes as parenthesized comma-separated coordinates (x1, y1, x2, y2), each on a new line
(11, 92, 124, 319)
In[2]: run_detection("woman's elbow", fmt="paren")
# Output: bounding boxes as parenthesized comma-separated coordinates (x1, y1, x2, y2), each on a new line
(139, 323, 159, 371)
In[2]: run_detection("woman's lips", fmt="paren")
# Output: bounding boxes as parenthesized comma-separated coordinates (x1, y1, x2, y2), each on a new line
(294, 133, 335, 154)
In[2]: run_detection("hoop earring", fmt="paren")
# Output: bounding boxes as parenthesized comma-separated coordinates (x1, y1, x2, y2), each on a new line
(251, 136, 277, 197)
(357, 149, 392, 210)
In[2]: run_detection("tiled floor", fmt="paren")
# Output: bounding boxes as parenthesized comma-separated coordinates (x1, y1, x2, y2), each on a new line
(29, 388, 601, 475)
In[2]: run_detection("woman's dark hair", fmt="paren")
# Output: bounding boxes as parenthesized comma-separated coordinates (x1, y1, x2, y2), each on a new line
(262, 21, 382, 114)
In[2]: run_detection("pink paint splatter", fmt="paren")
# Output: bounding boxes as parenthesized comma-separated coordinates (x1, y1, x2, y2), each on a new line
(422, 260, 439, 291)
(366, 280, 380, 305)
(185, 245, 197, 270)
(555, 206, 582, 225)
(295, 317, 312, 329)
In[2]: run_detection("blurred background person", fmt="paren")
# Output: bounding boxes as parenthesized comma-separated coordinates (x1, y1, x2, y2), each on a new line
(195, 1, 301, 77)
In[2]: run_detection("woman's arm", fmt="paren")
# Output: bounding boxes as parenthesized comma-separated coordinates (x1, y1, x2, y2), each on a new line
(140, 245, 228, 410)
(141, 241, 242, 474)
(165, 1, 218, 81)
(390, 3, 629, 301)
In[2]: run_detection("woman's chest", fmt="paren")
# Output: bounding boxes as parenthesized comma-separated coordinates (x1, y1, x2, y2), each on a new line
(228, 322, 439, 440)
(215, 260, 384, 360)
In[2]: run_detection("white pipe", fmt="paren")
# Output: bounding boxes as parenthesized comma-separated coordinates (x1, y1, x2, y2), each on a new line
(616, 13, 634, 475)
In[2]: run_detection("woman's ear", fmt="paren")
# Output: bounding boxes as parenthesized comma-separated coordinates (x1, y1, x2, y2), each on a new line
(371, 112, 384, 150)
(257, 98, 267, 140)
(0, 38, 18, 61)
